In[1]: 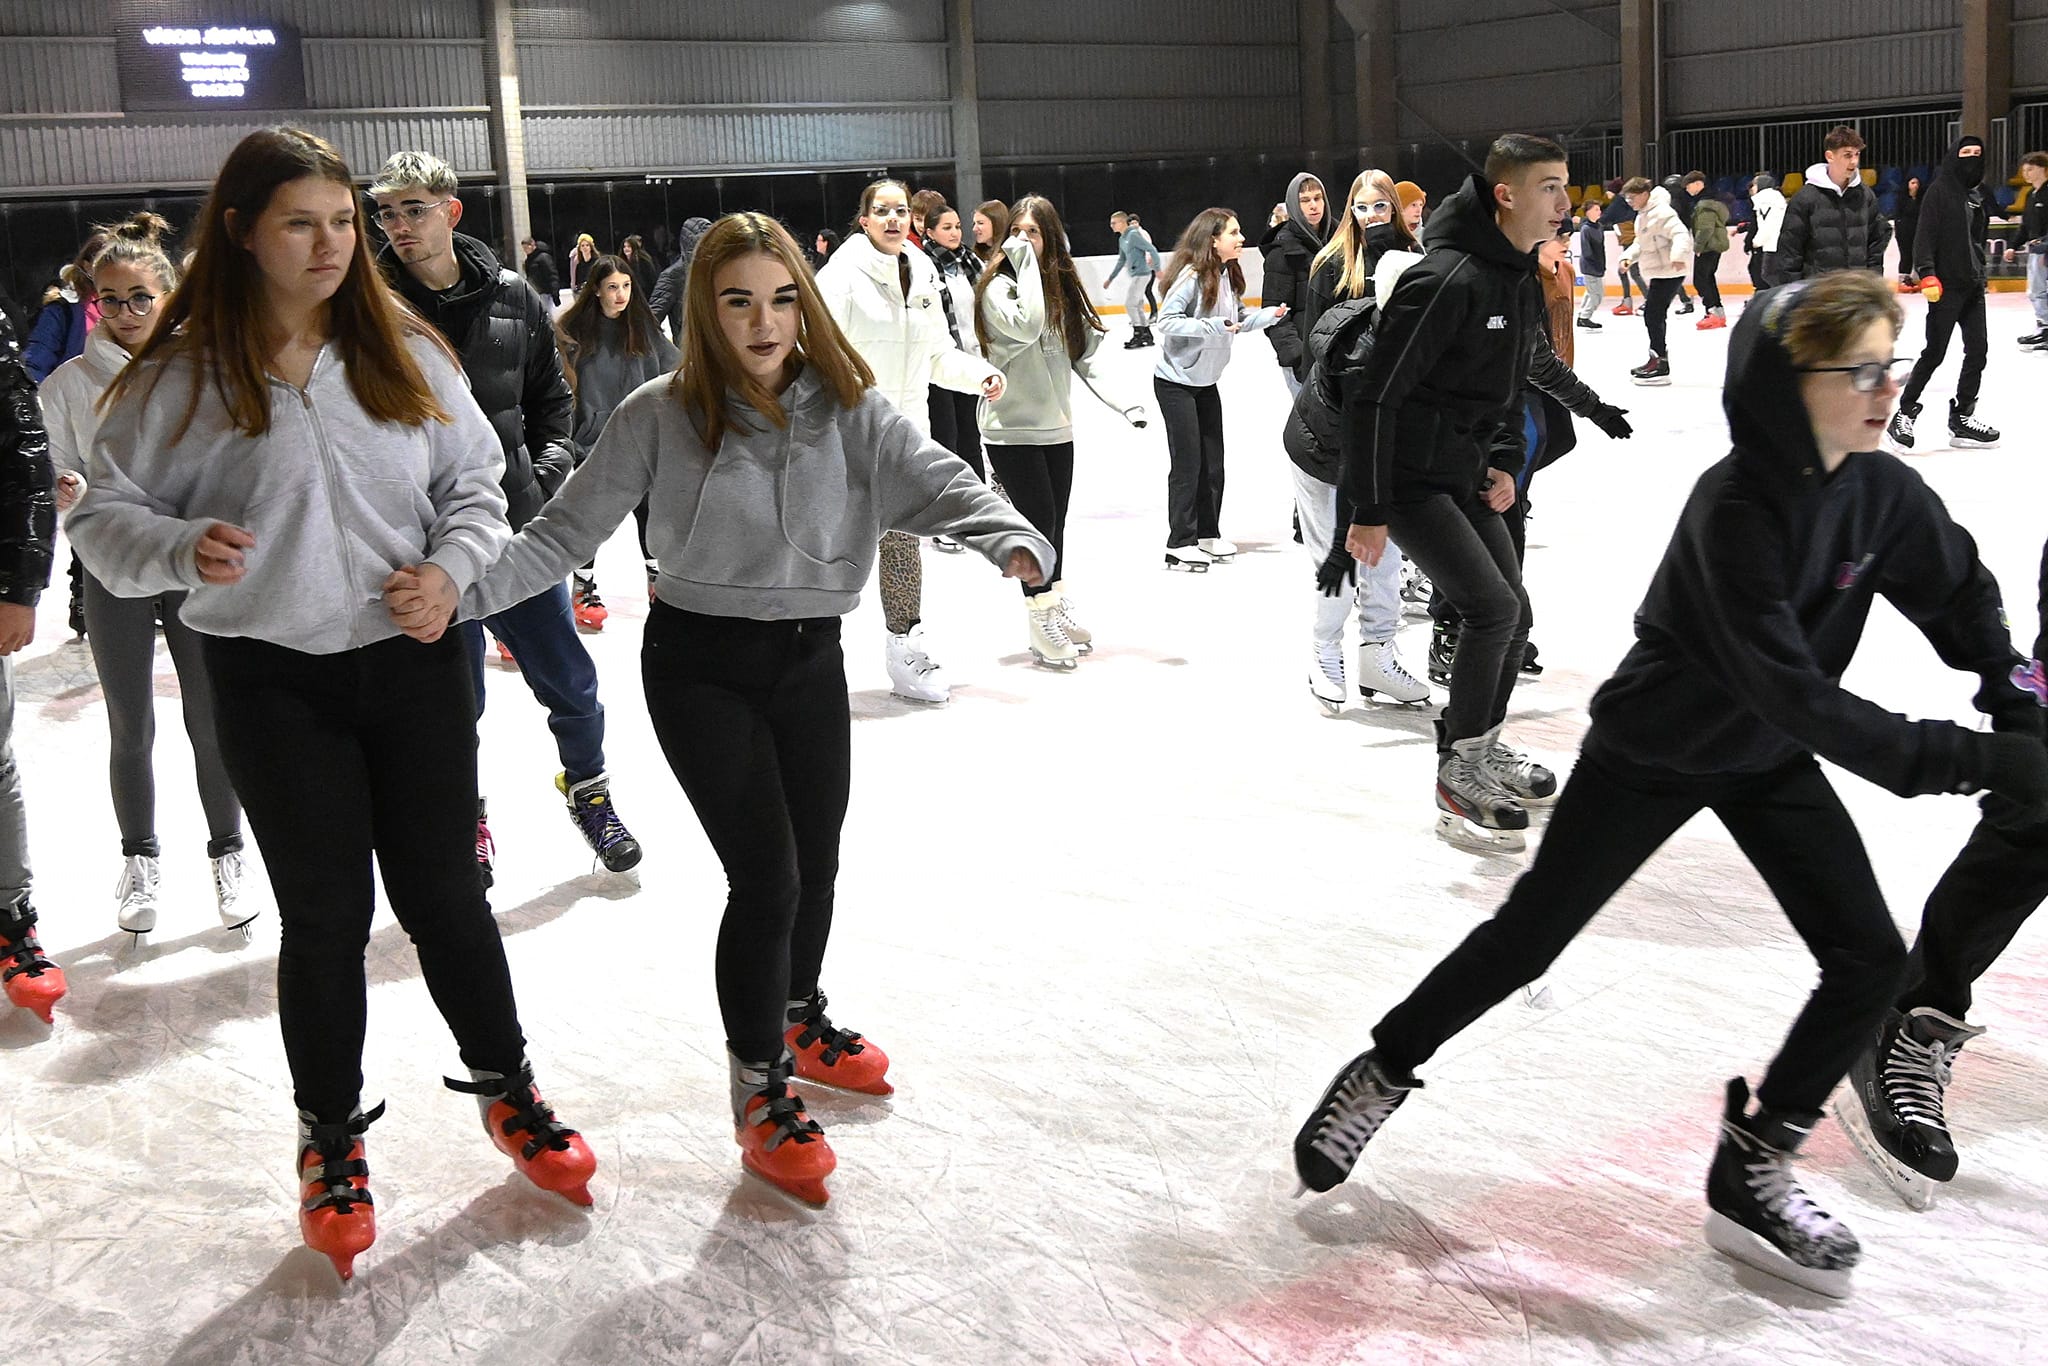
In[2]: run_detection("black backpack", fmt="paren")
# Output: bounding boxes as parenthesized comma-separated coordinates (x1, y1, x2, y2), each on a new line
(1289, 295, 1379, 458)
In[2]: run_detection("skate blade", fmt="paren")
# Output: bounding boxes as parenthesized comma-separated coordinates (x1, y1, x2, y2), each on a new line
(1521, 979, 1555, 1010)
(1703, 1211, 1853, 1299)
(741, 1160, 830, 1208)
(1163, 556, 1208, 572)
(1949, 437, 1999, 449)
(1029, 652, 1078, 671)
(1434, 813, 1526, 854)
(1830, 1095, 1937, 1211)
(222, 912, 259, 942)
(1358, 689, 1432, 706)
(796, 1073, 895, 1098)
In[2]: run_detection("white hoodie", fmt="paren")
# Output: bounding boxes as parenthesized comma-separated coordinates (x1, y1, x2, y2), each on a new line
(1751, 185, 1788, 253)
(815, 232, 999, 430)
(1622, 186, 1693, 279)
(39, 323, 130, 485)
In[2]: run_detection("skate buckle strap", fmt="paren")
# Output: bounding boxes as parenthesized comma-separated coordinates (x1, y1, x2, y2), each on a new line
(2, 932, 54, 982)
(794, 1014, 867, 1066)
(752, 1087, 825, 1152)
(443, 1073, 582, 1161)
(301, 1101, 387, 1214)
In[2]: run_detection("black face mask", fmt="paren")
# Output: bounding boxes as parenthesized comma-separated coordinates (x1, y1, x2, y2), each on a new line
(1954, 144, 1986, 189)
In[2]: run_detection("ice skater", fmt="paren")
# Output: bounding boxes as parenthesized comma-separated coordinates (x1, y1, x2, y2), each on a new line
(389, 213, 1051, 1206)
(1887, 136, 2000, 452)
(1339, 135, 1575, 851)
(39, 212, 251, 943)
(1104, 210, 1162, 348)
(1837, 532, 2048, 1208)
(1294, 271, 2048, 1299)
(1153, 208, 1286, 570)
(70, 128, 596, 1281)
(974, 194, 1147, 669)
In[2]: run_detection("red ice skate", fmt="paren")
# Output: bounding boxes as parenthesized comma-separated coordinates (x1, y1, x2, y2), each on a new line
(784, 990, 893, 1096)
(444, 1063, 597, 1206)
(297, 1102, 384, 1282)
(732, 1054, 836, 1205)
(0, 903, 65, 1024)
(1611, 301, 1636, 316)
(572, 575, 607, 632)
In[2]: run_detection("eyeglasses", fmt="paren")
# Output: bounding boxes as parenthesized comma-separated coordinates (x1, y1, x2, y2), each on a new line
(866, 206, 912, 220)
(96, 292, 159, 317)
(1795, 357, 1915, 393)
(369, 199, 451, 232)
(1352, 201, 1394, 221)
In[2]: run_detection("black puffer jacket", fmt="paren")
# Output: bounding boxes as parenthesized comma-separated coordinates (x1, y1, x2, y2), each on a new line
(1260, 172, 1330, 379)
(1586, 282, 2040, 795)
(0, 312, 54, 607)
(383, 232, 574, 531)
(650, 217, 715, 340)
(523, 242, 558, 299)
(1767, 167, 1891, 284)
(1912, 136, 1990, 292)
(1339, 173, 1567, 523)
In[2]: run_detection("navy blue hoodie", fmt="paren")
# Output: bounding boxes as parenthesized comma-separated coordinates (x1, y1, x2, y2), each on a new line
(1585, 282, 2041, 795)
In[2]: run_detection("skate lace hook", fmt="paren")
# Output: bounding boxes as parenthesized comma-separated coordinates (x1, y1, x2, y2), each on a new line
(1311, 1071, 1408, 1168)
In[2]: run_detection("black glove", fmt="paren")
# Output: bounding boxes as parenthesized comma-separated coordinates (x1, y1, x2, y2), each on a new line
(1589, 403, 1633, 439)
(1973, 731, 2048, 809)
(1316, 546, 1357, 597)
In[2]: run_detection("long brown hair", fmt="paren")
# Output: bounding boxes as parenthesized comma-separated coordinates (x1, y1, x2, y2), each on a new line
(668, 213, 875, 452)
(1160, 207, 1247, 312)
(1310, 170, 1415, 301)
(102, 126, 451, 440)
(973, 199, 1010, 266)
(556, 253, 662, 392)
(972, 194, 1102, 362)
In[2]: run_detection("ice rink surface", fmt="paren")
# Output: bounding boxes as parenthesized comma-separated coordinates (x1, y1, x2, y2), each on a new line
(5, 287, 2047, 1365)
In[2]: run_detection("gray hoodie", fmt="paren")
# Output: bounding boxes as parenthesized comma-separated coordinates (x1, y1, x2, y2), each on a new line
(1151, 268, 1283, 388)
(976, 236, 1146, 445)
(68, 336, 509, 654)
(466, 366, 1054, 623)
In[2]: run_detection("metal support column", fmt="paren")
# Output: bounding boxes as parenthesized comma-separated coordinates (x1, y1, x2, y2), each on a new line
(480, 0, 531, 266)
(947, 0, 984, 212)
(1335, 0, 1397, 172)
(1301, 0, 1332, 173)
(1619, 0, 1657, 180)
(1963, 0, 2012, 154)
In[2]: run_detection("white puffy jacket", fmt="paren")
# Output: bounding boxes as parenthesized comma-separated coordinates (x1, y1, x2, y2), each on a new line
(815, 233, 998, 433)
(1751, 186, 1787, 253)
(1623, 186, 1693, 280)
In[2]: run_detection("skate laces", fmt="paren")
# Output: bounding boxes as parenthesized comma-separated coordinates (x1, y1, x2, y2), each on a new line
(1894, 409, 1916, 436)
(1485, 738, 1548, 788)
(476, 818, 496, 865)
(1884, 1027, 1975, 1127)
(117, 855, 159, 905)
(301, 1101, 386, 1214)
(1373, 644, 1423, 690)
(1309, 1059, 1413, 1170)
(1316, 641, 1345, 682)
(443, 1070, 582, 1161)
(212, 851, 243, 908)
(1721, 1119, 1849, 1245)
(1036, 606, 1073, 649)
(568, 785, 633, 854)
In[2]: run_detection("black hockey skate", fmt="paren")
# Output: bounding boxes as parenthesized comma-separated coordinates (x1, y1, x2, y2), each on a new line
(1426, 622, 1459, 687)
(1293, 1049, 1421, 1193)
(1704, 1077, 1859, 1299)
(1885, 405, 1917, 452)
(1436, 731, 1529, 853)
(558, 771, 644, 874)
(1479, 729, 1559, 804)
(1947, 401, 2000, 448)
(1832, 1006, 1984, 1210)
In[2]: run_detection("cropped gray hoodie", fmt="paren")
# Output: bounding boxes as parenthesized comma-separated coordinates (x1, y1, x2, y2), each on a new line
(466, 365, 1054, 622)
(976, 236, 1147, 445)
(68, 336, 509, 654)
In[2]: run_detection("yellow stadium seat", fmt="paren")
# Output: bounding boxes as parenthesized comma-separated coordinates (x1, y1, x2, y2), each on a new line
(1567, 184, 1583, 206)
(1860, 168, 1877, 187)
(1782, 171, 1804, 194)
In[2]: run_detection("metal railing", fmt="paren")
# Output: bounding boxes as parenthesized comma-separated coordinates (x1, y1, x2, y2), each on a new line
(1662, 108, 1959, 183)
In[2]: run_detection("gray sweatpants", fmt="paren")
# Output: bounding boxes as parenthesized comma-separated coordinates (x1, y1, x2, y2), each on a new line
(0, 654, 28, 908)
(1123, 274, 1153, 326)
(1576, 276, 1603, 321)
(83, 576, 242, 854)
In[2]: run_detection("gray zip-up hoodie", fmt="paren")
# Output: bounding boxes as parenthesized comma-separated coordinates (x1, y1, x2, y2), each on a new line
(466, 366, 1054, 623)
(68, 336, 509, 654)
(977, 236, 1146, 445)
(1151, 267, 1284, 388)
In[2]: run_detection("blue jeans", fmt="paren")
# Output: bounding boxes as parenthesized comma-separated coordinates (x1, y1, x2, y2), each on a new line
(461, 583, 606, 784)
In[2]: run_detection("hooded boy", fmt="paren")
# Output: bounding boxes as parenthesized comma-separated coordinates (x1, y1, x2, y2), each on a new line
(1299, 272, 2048, 1300)
(1888, 136, 1999, 451)
(1260, 172, 1330, 387)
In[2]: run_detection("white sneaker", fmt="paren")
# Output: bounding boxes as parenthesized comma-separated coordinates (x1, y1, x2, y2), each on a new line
(1311, 641, 1346, 713)
(1026, 598, 1079, 670)
(1164, 544, 1216, 572)
(116, 853, 161, 935)
(1357, 640, 1430, 704)
(886, 626, 949, 704)
(213, 850, 257, 933)
(1197, 537, 1238, 559)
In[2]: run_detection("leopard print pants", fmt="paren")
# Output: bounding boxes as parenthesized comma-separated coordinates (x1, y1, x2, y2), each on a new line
(878, 531, 922, 636)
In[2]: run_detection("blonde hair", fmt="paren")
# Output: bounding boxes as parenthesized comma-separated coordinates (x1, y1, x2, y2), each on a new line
(1775, 270, 1903, 368)
(668, 213, 874, 451)
(1310, 170, 1413, 301)
(90, 210, 179, 294)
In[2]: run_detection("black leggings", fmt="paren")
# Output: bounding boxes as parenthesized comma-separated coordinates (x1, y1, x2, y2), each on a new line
(927, 384, 986, 481)
(1374, 746, 1906, 1117)
(641, 605, 851, 1062)
(1901, 290, 1988, 413)
(1898, 803, 2048, 1019)
(203, 632, 527, 1123)
(1155, 376, 1225, 548)
(82, 575, 241, 857)
(985, 442, 1074, 598)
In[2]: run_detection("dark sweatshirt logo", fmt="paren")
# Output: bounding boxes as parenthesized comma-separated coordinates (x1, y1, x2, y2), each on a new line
(2013, 659, 2047, 706)
(1833, 553, 1874, 590)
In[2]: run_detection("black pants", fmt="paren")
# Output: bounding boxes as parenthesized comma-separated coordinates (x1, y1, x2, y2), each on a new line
(641, 605, 851, 1062)
(1374, 746, 1906, 1117)
(1155, 376, 1225, 548)
(1747, 249, 1767, 290)
(1643, 277, 1682, 356)
(203, 632, 527, 1123)
(927, 384, 986, 481)
(1386, 492, 1529, 745)
(1897, 807, 2048, 1019)
(1900, 289, 1988, 413)
(1693, 251, 1723, 310)
(986, 442, 1074, 598)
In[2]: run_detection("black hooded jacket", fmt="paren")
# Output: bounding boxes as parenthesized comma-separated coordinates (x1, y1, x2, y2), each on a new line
(0, 312, 55, 608)
(382, 232, 575, 532)
(1583, 283, 2040, 795)
(1338, 173, 1565, 523)
(650, 217, 715, 341)
(522, 242, 558, 299)
(1260, 172, 1330, 379)
(1912, 137, 1990, 291)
